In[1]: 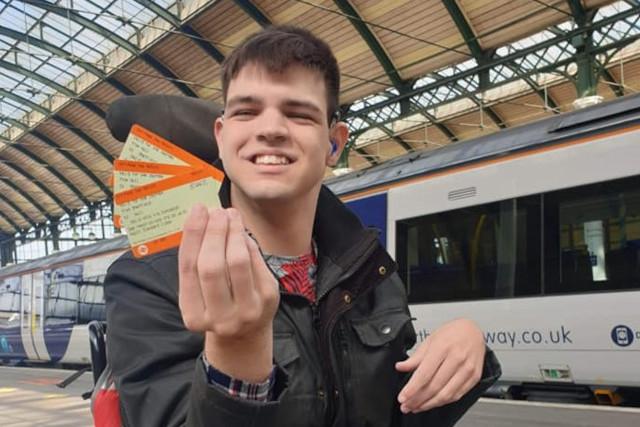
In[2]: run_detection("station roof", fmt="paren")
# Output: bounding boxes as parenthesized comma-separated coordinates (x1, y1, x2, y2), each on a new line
(0, 0, 638, 235)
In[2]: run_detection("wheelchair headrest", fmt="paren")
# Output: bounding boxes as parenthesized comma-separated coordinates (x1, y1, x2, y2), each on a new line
(106, 95, 222, 164)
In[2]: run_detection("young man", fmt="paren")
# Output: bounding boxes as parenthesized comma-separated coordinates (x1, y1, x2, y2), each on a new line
(105, 26, 500, 427)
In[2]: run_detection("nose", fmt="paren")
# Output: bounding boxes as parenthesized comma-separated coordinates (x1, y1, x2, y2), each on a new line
(256, 108, 288, 143)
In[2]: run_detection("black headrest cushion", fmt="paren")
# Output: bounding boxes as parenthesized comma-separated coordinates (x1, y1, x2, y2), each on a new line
(106, 95, 222, 164)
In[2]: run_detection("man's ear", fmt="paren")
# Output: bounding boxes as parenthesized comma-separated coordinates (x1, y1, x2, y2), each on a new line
(327, 121, 349, 167)
(214, 116, 224, 161)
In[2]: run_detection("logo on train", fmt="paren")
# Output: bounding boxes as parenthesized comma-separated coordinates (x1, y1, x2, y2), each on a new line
(611, 325, 635, 347)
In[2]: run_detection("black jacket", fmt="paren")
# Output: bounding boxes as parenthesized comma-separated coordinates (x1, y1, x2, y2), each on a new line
(105, 179, 501, 427)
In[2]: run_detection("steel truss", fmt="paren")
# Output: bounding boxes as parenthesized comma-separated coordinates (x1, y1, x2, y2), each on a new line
(343, 4, 640, 154)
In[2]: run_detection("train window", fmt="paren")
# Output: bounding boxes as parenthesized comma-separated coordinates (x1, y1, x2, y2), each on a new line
(0, 277, 20, 316)
(77, 275, 106, 324)
(45, 280, 78, 325)
(396, 195, 541, 303)
(544, 175, 640, 294)
(44, 265, 83, 325)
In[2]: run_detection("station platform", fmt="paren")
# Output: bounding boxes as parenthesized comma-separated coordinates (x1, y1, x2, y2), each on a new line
(0, 366, 93, 427)
(458, 397, 640, 427)
(2, 365, 640, 426)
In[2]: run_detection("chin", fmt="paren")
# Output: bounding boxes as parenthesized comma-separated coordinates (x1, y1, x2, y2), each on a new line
(243, 184, 297, 203)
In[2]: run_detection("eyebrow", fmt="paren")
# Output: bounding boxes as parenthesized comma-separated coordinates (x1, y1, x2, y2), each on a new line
(226, 96, 261, 109)
(281, 100, 323, 115)
(226, 96, 323, 115)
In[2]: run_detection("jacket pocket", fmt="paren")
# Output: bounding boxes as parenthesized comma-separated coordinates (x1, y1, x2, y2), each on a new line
(274, 332, 300, 367)
(351, 310, 411, 347)
(273, 333, 324, 427)
(345, 310, 411, 426)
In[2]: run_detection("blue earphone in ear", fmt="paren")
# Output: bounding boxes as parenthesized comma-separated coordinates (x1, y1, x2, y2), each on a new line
(330, 140, 338, 155)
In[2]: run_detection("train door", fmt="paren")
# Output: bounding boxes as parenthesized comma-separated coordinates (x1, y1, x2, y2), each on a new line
(19, 272, 50, 361)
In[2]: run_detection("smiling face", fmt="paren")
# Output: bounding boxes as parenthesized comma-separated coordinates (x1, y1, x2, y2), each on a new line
(215, 63, 347, 207)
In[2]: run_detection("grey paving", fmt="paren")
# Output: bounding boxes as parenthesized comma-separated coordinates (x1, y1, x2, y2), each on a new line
(0, 366, 93, 427)
(458, 398, 640, 427)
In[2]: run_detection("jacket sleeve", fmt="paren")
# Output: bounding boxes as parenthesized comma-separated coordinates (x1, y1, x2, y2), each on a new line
(401, 348, 502, 427)
(104, 254, 288, 427)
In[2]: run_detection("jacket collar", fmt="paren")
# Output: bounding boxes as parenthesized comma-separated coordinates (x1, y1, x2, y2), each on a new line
(214, 160, 380, 287)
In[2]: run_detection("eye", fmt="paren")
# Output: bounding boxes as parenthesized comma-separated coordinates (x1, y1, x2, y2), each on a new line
(232, 109, 256, 118)
(288, 112, 315, 122)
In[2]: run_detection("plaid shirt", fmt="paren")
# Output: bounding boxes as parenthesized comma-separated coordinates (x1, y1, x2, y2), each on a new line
(205, 242, 318, 401)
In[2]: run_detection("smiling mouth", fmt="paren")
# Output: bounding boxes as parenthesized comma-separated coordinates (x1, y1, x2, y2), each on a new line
(252, 154, 292, 165)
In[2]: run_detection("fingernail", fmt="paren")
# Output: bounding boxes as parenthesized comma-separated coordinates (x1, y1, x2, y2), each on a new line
(400, 404, 409, 414)
(191, 203, 206, 216)
(398, 394, 405, 403)
(189, 204, 208, 223)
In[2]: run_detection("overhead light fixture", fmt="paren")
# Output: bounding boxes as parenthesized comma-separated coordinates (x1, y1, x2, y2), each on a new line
(88, 231, 96, 240)
(71, 229, 80, 240)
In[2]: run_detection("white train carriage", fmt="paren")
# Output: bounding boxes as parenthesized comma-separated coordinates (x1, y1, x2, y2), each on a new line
(329, 94, 640, 403)
(0, 93, 639, 404)
(0, 237, 127, 365)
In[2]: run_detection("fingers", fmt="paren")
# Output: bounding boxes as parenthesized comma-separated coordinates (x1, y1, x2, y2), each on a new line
(245, 233, 279, 305)
(397, 340, 444, 405)
(225, 209, 253, 304)
(400, 356, 458, 413)
(178, 204, 208, 330)
(178, 205, 279, 338)
(395, 341, 428, 372)
(198, 208, 233, 310)
(415, 369, 477, 413)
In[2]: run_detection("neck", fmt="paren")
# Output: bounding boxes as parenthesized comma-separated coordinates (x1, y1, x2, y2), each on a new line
(230, 185, 320, 256)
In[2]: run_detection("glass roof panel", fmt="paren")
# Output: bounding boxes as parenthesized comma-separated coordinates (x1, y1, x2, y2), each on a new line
(0, 0, 180, 140)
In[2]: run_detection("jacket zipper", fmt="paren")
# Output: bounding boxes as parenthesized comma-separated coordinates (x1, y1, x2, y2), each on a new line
(314, 232, 382, 425)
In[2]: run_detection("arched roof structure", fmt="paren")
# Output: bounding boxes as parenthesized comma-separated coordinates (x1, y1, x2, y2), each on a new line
(0, 0, 638, 240)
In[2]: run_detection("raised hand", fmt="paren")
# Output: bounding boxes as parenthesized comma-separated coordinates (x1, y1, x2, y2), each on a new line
(178, 204, 279, 382)
(395, 318, 485, 414)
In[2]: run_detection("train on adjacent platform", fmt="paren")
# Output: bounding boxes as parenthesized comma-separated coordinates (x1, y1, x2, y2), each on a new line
(1, 94, 639, 404)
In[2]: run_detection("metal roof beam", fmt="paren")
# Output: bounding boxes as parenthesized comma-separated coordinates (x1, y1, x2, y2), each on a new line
(0, 88, 113, 165)
(31, 129, 111, 198)
(334, 0, 404, 88)
(0, 56, 107, 118)
(6, 144, 90, 206)
(0, 25, 134, 95)
(600, 66, 624, 97)
(0, 121, 91, 205)
(0, 153, 72, 215)
(566, 0, 589, 25)
(441, 0, 505, 129)
(0, 208, 20, 232)
(233, 0, 272, 27)
(422, 113, 458, 141)
(0, 25, 104, 77)
(0, 175, 49, 219)
(344, 6, 640, 126)
(134, 0, 225, 63)
(442, 0, 483, 58)
(22, 0, 197, 97)
(503, 63, 561, 113)
(359, 116, 412, 151)
(0, 193, 36, 229)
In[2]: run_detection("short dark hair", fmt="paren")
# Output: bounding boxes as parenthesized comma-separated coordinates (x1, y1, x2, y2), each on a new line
(221, 25, 340, 122)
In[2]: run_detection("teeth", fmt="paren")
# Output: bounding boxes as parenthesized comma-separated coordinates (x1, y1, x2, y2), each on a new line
(254, 155, 290, 165)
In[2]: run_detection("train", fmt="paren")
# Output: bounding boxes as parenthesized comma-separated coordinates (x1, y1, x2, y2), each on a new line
(1, 93, 639, 404)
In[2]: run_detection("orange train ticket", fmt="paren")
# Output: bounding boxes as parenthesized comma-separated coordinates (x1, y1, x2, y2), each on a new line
(113, 125, 224, 258)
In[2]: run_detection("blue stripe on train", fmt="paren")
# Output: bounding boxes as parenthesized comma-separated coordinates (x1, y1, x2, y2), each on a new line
(0, 326, 26, 362)
(345, 193, 388, 248)
(44, 322, 74, 362)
